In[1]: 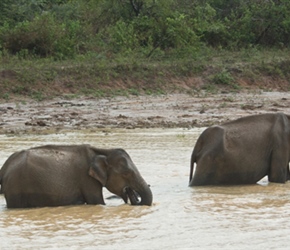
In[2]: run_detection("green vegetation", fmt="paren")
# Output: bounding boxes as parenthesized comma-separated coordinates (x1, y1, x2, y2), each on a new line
(0, 0, 290, 100)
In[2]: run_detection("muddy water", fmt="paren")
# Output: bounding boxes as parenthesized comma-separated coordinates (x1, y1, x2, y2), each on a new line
(0, 128, 290, 249)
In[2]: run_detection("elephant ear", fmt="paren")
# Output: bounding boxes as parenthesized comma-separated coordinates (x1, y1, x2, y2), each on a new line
(89, 155, 108, 186)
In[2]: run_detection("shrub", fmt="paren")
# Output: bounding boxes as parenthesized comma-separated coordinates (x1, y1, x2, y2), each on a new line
(0, 13, 82, 59)
(211, 70, 234, 85)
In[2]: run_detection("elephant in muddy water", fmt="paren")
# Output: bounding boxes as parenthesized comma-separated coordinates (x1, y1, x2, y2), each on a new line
(189, 113, 290, 186)
(0, 145, 153, 208)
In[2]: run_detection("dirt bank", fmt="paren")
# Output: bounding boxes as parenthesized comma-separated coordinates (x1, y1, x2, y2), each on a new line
(0, 91, 289, 134)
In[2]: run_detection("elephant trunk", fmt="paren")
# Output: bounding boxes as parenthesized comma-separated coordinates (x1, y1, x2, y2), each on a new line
(127, 178, 153, 206)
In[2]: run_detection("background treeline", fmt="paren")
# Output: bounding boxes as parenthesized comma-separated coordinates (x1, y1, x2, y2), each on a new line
(1, 0, 290, 100)
(1, 0, 290, 60)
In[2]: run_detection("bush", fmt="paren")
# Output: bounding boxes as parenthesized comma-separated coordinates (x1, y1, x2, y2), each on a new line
(211, 70, 234, 85)
(200, 0, 290, 48)
(0, 13, 82, 59)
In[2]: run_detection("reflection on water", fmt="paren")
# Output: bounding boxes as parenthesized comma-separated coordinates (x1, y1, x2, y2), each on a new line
(0, 128, 290, 249)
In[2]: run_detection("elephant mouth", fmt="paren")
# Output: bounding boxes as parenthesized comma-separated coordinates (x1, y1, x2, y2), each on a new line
(123, 187, 141, 205)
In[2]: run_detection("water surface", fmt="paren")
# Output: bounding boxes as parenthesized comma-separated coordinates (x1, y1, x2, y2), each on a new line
(0, 128, 290, 249)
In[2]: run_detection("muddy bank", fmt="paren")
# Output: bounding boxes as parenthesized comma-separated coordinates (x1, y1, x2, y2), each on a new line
(0, 91, 290, 134)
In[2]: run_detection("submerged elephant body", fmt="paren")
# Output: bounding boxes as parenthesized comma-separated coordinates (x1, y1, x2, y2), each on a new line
(189, 113, 290, 186)
(0, 145, 152, 208)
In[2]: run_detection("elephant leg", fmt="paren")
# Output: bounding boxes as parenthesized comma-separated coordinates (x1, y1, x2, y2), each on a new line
(5, 194, 23, 208)
(83, 192, 105, 205)
(268, 150, 288, 183)
(81, 181, 105, 205)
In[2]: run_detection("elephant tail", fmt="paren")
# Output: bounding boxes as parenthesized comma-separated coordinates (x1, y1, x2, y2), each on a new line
(0, 171, 2, 194)
(189, 150, 196, 184)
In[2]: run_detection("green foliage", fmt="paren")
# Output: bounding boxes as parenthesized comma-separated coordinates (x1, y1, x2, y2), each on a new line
(31, 91, 44, 101)
(0, 0, 71, 26)
(1, 0, 290, 60)
(200, 0, 290, 47)
(211, 70, 234, 85)
(0, 13, 83, 59)
(162, 13, 199, 49)
(108, 20, 139, 53)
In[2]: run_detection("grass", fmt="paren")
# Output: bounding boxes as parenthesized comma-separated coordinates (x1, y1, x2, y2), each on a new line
(0, 47, 290, 101)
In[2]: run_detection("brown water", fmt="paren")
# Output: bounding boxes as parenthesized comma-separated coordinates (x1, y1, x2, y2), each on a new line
(0, 128, 290, 249)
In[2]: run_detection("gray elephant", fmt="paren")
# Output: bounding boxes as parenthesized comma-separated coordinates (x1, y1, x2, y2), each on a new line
(189, 113, 290, 186)
(0, 144, 153, 208)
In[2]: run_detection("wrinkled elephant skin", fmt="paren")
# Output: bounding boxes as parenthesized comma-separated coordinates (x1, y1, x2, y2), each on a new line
(189, 113, 290, 186)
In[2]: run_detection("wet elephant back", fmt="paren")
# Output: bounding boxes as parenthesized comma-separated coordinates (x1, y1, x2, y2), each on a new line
(221, 114, 283, 159)
(24, 146, 90, 188)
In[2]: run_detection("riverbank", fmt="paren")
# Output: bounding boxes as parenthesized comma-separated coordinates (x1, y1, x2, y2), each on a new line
(0, 90, 289, 134)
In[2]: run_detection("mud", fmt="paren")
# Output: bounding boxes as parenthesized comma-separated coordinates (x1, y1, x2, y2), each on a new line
(0, 91, 290, 134)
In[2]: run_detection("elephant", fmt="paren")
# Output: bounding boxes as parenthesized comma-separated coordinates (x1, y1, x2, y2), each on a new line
(189, 113, 290, 186)
(0, 144, 153, 208)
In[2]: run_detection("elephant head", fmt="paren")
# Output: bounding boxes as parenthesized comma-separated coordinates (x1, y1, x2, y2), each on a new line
(89, 148, 153, 206)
